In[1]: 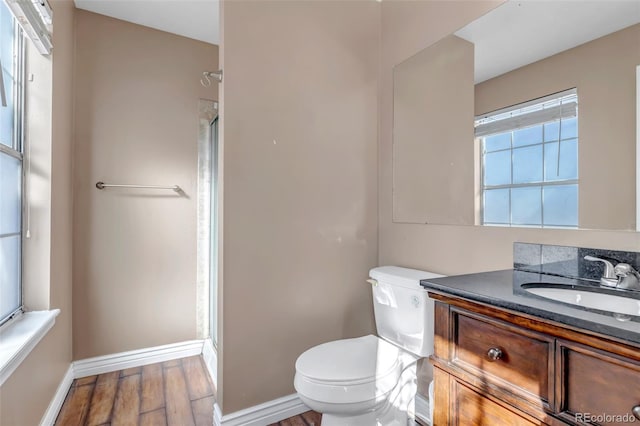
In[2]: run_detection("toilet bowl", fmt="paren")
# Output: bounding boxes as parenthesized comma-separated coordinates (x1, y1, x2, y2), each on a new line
(294, 266, 444, 425)
(295, 335, 419, 425)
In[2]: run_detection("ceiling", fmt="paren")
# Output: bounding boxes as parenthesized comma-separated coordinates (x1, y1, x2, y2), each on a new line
(455, 0, 640, 83)
(74, 0, 220, 45)
(72, 0, 638, 79)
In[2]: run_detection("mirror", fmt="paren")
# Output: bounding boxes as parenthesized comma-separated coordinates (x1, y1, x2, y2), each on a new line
(393, 0, 640, 231)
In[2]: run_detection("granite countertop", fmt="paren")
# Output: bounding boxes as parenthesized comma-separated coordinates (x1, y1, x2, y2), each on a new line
(420, 269, 640, 346)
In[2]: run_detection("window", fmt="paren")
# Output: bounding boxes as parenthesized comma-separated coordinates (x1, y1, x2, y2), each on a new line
(0, 2, 23, 325)
(476, 89, 578, 228)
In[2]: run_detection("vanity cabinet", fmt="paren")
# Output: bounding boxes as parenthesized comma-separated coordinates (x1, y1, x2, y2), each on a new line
(428, 293, 640, 426)
(557, 341, 640, 425)
(449, 377, 542, 426)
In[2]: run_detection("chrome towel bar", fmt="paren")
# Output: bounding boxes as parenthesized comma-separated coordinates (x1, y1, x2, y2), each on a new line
(95, 181, 182, 193)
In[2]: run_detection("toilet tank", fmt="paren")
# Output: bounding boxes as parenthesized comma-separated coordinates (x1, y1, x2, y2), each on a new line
(369, 266, 445, 357)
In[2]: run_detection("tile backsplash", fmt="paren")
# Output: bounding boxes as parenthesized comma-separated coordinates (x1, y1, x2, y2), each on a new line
(514, 243, 640, 282)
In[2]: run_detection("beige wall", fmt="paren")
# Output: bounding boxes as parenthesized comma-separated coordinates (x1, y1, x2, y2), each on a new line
(393, 35, 475, 225)
(379, 3, 640, 274)
(0, 1, 75, 424)
(476, 24, 639, 231)
(220, 0, 379, 413)
(72, 11, 218, 358)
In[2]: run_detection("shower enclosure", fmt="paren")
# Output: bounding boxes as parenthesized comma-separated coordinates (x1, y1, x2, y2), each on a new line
(209, 114, 219, 346)
(197, 99, 219, 349)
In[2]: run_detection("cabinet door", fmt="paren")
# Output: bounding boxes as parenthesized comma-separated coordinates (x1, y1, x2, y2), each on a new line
(557, 341, 640, 425)
(451, 379, 546, 426)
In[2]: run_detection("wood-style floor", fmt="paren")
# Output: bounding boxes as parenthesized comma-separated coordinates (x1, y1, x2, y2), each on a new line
(268, 411, 322, 426)
(55, 355, 215, 426)
(55, 355, 423, 426)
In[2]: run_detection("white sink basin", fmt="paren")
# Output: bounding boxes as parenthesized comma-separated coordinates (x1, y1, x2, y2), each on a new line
(524, 286, 640, 317)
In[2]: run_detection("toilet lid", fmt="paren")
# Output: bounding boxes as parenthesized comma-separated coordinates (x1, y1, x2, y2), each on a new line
(295, 335, 402, 383)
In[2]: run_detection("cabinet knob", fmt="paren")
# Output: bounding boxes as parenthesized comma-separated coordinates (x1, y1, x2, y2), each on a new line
(632, 405, 640, 420)
(487, 347, 503, 361)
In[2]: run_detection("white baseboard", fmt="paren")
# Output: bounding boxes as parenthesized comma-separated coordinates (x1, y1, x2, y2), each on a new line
(415, 393, 431, 425)
(214, 403, 223, 425)
(214, 394, 308, 426)
(202, 338, 217, 388)
(39, 364, 74, 426)
(73, 340, 205, 378)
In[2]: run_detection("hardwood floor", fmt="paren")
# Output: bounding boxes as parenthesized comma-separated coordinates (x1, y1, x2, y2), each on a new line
(268, 411, 322, 426)
(55, 355, 215, 426)
(56, 358, 423, 426)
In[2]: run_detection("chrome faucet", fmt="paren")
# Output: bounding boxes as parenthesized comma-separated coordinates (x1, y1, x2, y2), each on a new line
(584, 256, 640, 291)
(584, 256, 618, 287)
(614, 263, 640, 290)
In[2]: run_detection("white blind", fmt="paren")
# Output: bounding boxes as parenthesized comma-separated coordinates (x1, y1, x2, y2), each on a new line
(475, 88, 577, 138)
(3, 0, 52, 55)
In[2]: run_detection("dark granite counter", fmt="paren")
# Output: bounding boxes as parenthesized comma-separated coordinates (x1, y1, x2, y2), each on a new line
(421, 269, 640, 346)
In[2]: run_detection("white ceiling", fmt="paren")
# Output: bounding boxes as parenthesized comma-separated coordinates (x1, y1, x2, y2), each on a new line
(72, 0, 638, 78)
(455, 0, 640, 83)
(74, 0, 220, 45)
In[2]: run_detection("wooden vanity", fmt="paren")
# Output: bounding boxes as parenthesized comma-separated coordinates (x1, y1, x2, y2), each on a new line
(428, 292, 640, 426)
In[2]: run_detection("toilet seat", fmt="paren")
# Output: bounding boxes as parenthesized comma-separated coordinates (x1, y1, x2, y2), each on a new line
(294, 335, 407, 405)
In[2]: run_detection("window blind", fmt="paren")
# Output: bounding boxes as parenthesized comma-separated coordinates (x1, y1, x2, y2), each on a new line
(3, 0, 52, 55)
(475, 88, 577, 138)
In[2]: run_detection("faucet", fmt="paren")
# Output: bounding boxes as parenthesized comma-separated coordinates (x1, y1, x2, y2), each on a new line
(613, 263, 640, 290)
(584, 256, 640, 291)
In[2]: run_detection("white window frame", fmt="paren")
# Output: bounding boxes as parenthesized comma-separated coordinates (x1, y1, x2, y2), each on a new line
(476, 88, 579, 228)
(0, 2, 62, 391)
(0, 15, 25, 327)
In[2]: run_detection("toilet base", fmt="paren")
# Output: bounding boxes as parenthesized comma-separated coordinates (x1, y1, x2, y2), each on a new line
(313, 364, 418, 426)
(320, 402, 415, 426)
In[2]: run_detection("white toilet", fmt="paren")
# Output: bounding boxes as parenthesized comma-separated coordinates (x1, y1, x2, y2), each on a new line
(294, 266, 444, 425)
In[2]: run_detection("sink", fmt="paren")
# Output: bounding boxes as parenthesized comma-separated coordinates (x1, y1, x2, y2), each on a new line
(522, 284, 640, 317)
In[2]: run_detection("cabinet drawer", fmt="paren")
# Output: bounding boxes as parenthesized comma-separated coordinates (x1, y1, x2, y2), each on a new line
(558, 342, 640, 425)
(452, 379, 545, 426)
(451, 308, 554, 407)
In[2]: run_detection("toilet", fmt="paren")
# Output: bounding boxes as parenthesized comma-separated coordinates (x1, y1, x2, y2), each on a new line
(294, 266, 444, 425)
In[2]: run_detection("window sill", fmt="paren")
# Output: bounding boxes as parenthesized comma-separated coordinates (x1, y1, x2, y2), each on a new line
(0, 309, 60, 386)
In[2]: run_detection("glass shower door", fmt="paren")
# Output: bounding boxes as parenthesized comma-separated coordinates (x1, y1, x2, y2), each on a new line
(209, 116, 219, 346)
